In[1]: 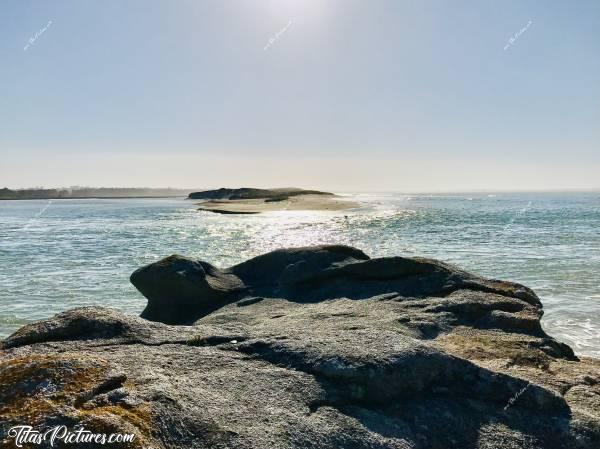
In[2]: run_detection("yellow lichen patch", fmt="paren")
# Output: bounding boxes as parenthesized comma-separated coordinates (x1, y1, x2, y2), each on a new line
(436, 328, 551, 370)
(0, 354, 158, 448)
(83, 405, 153, 435)
(0, 354, 109, 420)
(491, 280, 520, 295)
(76, 404, 155, 449)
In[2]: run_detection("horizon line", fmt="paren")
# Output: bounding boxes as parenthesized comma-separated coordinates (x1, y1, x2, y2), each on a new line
(3, 186, 600, 195)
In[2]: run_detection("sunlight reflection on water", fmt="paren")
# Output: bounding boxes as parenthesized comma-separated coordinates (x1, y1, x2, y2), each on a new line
(0, 193, 598, 356)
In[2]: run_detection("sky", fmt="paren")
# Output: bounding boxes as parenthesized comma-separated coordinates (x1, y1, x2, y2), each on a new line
(1, 0, 599, 192)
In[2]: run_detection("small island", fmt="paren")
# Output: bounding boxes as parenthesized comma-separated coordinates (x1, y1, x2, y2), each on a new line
(189, 187, 358, 214)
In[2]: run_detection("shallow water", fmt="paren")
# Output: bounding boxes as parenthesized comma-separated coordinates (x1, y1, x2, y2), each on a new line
(1, 192, 598, 357)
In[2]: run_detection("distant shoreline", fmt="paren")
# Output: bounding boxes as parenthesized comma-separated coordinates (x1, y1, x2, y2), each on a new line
(0, 196, 188, 201)
(0, 187, 193, 201)
(1, 188, 597, 201)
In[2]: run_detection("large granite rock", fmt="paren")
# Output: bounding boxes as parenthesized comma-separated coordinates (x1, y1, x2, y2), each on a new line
(1, 245, 599, 449)
(131, 255, 245, 324)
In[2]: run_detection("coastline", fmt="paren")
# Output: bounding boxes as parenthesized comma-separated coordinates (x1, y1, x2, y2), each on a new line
(0, 196, 188, 201)
(0, 187, 193, 201)
(197, 194, 359, 214)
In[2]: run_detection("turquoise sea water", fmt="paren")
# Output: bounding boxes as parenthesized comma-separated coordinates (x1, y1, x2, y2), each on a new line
(1, 192, 598, 357)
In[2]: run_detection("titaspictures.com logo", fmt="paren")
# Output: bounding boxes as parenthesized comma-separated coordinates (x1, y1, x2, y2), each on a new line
(4, 425, 136, 447)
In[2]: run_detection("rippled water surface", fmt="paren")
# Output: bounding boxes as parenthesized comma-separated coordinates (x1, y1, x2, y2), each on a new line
(1, 192, 598, 357)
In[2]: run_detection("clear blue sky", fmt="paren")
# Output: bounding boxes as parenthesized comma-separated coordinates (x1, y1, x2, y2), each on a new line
(1, 0, 599, 191)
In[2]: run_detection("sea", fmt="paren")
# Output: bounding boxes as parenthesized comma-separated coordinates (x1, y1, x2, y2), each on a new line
(1, 192, 598, 357)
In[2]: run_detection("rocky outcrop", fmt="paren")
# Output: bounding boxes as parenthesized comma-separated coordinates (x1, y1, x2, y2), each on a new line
(187, 187, 333, 200)
(130, 255, 245, 324)
(1, 245, 599, 449)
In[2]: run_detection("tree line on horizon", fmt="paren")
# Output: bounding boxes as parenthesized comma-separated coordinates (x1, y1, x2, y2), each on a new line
(0, 187, 191, 200)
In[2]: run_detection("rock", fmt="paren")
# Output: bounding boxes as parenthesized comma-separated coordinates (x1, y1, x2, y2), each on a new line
(231, 245, 369, 289)
(2, 307, 198, 349)
(130, 245, 545, 326)
(1, 245, 599, 449)
(130, 255, 245, 324)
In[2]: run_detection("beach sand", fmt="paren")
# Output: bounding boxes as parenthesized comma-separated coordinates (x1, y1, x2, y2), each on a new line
(197, 194, 359, 214)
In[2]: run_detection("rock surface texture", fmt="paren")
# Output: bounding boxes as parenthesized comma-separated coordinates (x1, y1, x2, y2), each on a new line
(1, 245, 599, 449)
